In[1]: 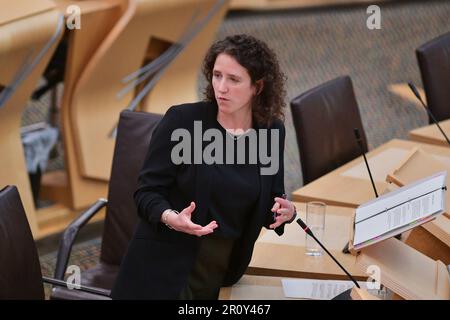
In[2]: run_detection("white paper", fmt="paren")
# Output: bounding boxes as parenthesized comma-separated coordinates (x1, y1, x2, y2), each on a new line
(281, 278, 366, 300)
(353, 171, 446, 248)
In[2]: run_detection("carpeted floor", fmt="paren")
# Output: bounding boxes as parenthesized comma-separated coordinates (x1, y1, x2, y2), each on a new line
(31, 0, 450, 298)
(37, 222, 103, 298)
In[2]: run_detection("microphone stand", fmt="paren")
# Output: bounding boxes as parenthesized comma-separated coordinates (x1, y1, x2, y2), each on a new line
(298, 217, 384, 300)
(354, 128, 378, 198)
(408, 82, 450, 146)
(295, 218, 380, 300)
(297, 218, 360, 289)
(342, 128, 381, 254)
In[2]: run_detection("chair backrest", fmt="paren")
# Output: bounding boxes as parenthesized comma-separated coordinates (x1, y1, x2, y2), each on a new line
(0, 185, 44, 299)
(100, 110, 162, 266)
(416, 32, 450, 123)
(290, 76, 368, 185)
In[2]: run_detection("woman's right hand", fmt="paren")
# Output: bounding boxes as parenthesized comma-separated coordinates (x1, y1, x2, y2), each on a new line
(164, 202, 218, 237)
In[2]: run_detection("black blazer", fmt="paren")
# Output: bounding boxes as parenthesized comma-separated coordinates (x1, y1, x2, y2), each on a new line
(111, 101, 287, 299)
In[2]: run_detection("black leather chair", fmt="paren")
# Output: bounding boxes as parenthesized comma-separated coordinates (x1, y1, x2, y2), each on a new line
(50, 110, 162, 299)
(0, 185, 109, 299)
(416, 31, 450, 123)
(290, 76, 368, 185)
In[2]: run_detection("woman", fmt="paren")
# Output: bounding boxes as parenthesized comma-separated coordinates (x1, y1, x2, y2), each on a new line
(111, 34, 296, 300)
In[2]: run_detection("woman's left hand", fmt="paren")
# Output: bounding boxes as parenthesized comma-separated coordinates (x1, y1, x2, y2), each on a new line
(269, 197, 295, 229)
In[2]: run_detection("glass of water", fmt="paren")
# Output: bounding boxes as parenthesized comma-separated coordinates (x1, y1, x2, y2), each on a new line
(305, 201, 326, 256)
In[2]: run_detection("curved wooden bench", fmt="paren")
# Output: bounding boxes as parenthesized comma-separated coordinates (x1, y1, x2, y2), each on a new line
(56, 0, 126, 209)
(0, 0, 63, 237)
(61, 0, 228, 209)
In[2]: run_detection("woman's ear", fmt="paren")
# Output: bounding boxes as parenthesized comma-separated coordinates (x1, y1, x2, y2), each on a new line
(255, 79, 264, 95)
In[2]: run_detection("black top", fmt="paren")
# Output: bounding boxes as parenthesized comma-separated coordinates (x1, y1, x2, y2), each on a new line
(208, 120, 260, 238)
(112, 101, 286, 299)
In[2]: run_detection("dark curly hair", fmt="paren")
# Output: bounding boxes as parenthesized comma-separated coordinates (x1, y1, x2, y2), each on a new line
(202, 34, 286, 127)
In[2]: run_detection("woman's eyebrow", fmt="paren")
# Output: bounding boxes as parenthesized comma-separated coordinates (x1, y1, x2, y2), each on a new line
(229, 74, 241, 79)
(213, 68, 243, 80)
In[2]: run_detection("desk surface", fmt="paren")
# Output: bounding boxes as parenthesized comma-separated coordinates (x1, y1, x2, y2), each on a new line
(409, 119, 450, 147)
(0, 0, 55, 26)
(219, 275, 298, 300)
(52, 0, 123, 16)
(247, 203, 367, 281)
(292, 139, 450, 208)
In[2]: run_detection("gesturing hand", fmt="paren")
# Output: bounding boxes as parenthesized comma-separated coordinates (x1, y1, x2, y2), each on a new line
(165, 202, 218, 237)
(269, 197, 295, 229)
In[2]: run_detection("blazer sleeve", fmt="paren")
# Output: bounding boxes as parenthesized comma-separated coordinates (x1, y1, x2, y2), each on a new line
(133, 106, 180, 230)
(263, 120, 287, 236)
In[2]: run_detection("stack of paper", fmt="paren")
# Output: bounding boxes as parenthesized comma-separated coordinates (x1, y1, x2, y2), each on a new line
(352, 171, 446, 250)
(281, 278, 368, 300)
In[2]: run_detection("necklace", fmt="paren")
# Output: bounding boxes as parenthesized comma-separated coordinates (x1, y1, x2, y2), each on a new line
(217, 115, 252, 141)
(226, 129, 249, 141)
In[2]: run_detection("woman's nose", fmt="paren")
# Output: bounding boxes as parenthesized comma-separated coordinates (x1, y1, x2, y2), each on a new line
(218, 79, 228, 93)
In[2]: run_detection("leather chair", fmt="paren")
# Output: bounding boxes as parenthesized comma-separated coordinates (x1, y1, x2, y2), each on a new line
(0, 185, 108, 299)
(0, 185, 46, 299)
(290, 76, 368, 185)
(416, 31, 450, 123)
(50, 110, 162, 299)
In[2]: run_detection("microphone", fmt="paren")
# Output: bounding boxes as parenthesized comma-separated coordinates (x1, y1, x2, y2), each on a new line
(342, 128, 380, 254)
(408, 82, 450, 145)
(354, 128, 378, 198)
(296, 217, 360, 289)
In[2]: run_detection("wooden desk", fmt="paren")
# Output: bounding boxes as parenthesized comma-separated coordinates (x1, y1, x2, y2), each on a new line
(291, 139, 450, 208)
(384, 147, 450, 264)
(247, 203, 367, 281)
(357, 237, 450, 300)
(0, 0, 55, 25)
(219, 275, 298, 300)
(53, 0, 124, 16)
(230, 0, 388, 10)
(409, 119, 450, 147)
